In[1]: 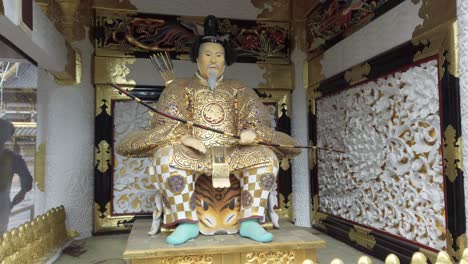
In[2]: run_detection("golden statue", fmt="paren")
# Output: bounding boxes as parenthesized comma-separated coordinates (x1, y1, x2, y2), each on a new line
(117, 15, 300, 245)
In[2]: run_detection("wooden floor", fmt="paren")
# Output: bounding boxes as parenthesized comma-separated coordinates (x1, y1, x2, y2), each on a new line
(124, 219, 326, 264)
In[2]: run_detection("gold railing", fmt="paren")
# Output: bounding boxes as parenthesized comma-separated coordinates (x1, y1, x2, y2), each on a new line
(316, 249, 468, 264)
(0, 206, 69, 264)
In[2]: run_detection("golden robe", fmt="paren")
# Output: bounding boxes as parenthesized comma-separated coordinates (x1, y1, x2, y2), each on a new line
(117, 76, 300, 173)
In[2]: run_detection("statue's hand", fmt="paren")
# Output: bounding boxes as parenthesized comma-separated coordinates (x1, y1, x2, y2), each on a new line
(180, 135, 207, 154)
(239, 130, 257, 145)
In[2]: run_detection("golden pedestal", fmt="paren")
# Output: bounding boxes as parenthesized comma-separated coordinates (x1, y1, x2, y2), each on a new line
(123, 220, 326, 264)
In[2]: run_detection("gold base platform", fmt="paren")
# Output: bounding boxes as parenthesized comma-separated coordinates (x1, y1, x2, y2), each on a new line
(123, 220, 326, 264)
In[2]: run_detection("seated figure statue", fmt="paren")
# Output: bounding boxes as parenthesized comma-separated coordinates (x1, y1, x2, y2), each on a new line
(117, 15, 300, 245)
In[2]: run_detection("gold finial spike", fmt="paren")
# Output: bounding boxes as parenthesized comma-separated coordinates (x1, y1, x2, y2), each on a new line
(330, 258, 344, 264)
(461, 248, 468, 264)
(357, 256, 373, 264)
(411, 252, 427, 264)
(435, 251, 453, 264)
(385, 254, 400, 264)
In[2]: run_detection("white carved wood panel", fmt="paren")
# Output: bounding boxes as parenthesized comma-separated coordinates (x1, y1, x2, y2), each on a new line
(316, 60, 446, 249)
(113, 101, 155, 214)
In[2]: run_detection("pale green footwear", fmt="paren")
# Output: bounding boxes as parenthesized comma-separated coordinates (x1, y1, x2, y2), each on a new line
(239, 219, 273, 243)
(166, 222, 200, 245)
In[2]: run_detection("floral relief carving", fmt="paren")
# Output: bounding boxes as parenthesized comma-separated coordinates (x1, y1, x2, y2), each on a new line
(317, 60, 445, 249)
(113, 101, 155, 214)
(245, 250, 295, 263)
(160, 255, 214, 264)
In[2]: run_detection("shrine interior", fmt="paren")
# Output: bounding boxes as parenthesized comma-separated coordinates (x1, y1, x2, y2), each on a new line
(0, 0, 467, 263)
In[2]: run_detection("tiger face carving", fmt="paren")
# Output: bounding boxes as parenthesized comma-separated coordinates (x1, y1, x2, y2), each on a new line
(195, 174, 240, 235)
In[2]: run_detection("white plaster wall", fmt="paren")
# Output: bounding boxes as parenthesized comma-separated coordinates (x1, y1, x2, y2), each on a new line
(31, 2, 67, 71)
(37, 37, 95, 239)
(3, 0, 21, 25)
(0, 2, 67, 72)
(320, 0, 423, 78)
(291, 48, 310, 227)
(130, 0, 258, 20)
(457, 0, 468, 233)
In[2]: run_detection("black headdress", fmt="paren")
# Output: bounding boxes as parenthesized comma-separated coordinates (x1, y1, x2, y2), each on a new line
(190, 15, 237, 66)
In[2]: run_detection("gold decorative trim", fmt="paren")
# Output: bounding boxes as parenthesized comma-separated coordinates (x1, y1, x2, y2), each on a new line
(357, 256, 373, 264)
(245, 250, 295, 264)
(306, 54, 325, 90)
(96, 140, 111, 174)
(161, 255, 214, 264)
(66, 229, 80, 238)
(280, 158, 290, 171)
(412, 20, 458, 81)
(447, 21, 459, 78)
(435, 251, 453, 264)
(53, 42, 82, 86)
(94, 56, 137, 86)
(95, 84, 133, 117)
(312, 194, 327, 230)
(344, 63, 371, 85)
(0, 206, 69, 263)
(94, 202, 133, 233)
(251, 0, 290, 21)
(385, 254, 400, 264)
(412, 0, 456, 40)
(411, 252, 429, 264)
(348, 225, 377, 250)
(278, 193, 293, 221)
(256, 89, 291, 118)
(46, 0, 92, 43)
(447, 232, 466, 260)
(257, 64, 294, 90)
(34, 143, 46, 192)
(443, 125, 463, 183)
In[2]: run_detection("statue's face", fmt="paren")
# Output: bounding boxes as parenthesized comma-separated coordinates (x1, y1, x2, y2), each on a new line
(197, 42, 225, 79)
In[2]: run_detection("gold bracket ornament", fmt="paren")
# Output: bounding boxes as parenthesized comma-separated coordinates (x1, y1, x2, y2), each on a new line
(312, 195, 328, 230)
(344, 62, 371, 85)
(348, 225, 377, 250)
(96, 140, 110, 174)
(447, 231, 467, 261)
(443, 125, 464, 183)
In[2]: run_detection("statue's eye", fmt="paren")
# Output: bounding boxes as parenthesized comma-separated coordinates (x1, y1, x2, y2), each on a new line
(202, 199, 209, 211)
(229, 198, 236, 210)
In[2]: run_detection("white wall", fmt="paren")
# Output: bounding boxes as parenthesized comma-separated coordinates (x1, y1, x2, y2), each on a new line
(1, 2, 95, 238)
(319, 0, 423, 79)
(37, 37, 94, 238)
(0, 2, 67, 72)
